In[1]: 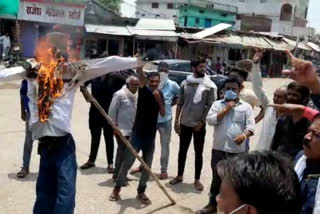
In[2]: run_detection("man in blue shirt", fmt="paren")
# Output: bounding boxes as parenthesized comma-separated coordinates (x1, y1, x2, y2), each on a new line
(17, 79, 34, 178)
(156, 62, 180, 179)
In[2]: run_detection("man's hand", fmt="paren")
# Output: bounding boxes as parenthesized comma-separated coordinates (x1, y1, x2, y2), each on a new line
(21, 111, 26, 122)
(253, 48, 264, 64)
(193, 121, 204, 132)
(282, 50, 320, 94)
(225, 101, 236, 111)
(153, 90, 162, 101)
(174, 120, 181, 135)
(234, 134, 246, 145)
(268, 103, 304, 117)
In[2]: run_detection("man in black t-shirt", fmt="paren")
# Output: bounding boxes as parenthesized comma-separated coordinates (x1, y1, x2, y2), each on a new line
(109, 66, 165, 205)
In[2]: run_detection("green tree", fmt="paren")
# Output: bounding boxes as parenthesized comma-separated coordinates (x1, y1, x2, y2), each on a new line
(98, 0, 121, 14)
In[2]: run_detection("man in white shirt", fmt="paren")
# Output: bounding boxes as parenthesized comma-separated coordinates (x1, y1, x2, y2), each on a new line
(109, 75, 139, 182)
(252, 49, 287, 151)
(0, 53, 138, 213)
(0, 33, 11, 58)
(197, 77, 255, 214)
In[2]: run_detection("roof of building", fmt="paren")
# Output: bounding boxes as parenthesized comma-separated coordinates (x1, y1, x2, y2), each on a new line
(85, 24, 131, 36)
(135, 18, 176, 31)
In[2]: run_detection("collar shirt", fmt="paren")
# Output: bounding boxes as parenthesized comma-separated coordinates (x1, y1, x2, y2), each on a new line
(207, 99, 255, 153)
(158, 79, 180, 123)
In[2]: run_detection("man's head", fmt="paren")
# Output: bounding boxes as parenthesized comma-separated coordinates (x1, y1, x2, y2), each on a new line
(216, 151, 301, 214)
(5, 33, 9, 37)
(287, 82, 310, 105)
(157, 61, 169, 73)
(126, 75, 139, 94)
(147, 71, 160, 91)
(224, 77, 243, 96)
(191, 57, 206, 78)
(273, 86, 287, 104)
(229, 67, 248, 85)
(303, 115, 320, 160)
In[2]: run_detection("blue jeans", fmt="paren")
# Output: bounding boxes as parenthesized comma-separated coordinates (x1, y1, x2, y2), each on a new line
(33, 134, 77, 214)
(115, 131, 155, 194)
(22, 112, 34, 169)
(157, 120, 172, 173)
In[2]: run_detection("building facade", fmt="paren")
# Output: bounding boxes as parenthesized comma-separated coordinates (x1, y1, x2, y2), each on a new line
(178, 3, 237, 28)
(135, 0, 313, 38)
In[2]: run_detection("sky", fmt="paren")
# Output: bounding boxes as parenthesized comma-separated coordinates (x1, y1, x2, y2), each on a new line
(121, 0, 320, 33)
(308, 0, 320, 32)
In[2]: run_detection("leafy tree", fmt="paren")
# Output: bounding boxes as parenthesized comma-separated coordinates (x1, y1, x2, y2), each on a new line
(98, 0, 121, 14)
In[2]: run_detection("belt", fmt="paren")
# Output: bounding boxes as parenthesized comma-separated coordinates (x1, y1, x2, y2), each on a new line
(38, 134, 69, 154)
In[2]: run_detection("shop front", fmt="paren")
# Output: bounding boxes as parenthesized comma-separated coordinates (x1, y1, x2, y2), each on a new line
(18, 0, 85, 58)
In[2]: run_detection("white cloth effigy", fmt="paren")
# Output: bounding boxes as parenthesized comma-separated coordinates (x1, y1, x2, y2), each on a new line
(186, 74, 217, 103)
(295, 155, 320, 214)
(0, 56, 139, 140)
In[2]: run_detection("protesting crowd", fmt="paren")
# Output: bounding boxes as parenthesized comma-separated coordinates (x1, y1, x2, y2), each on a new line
(1, 41, 320, 214)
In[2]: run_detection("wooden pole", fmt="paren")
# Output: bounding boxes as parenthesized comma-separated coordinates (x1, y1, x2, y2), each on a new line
(81, 87, 176, 205)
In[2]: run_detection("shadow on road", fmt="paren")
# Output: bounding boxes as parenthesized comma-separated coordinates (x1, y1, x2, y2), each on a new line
(78, 166, 107, 175)
(115, 198, 147, 214)
(8, 172, 38, 182)
(164, 182, 202, 194)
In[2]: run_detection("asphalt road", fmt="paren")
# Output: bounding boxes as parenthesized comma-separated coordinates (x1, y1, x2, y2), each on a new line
(0, 78, 291, 214)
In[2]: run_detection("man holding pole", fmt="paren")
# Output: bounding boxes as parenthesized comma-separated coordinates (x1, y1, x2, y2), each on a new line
(109, 67, 165, 205)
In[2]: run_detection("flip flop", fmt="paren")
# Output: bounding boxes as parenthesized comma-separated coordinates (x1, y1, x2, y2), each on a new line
(169, 177, 183, 185)
(194, 181, 204, 191)
(109, 192, 121, 201)
(137, 193, 151, 205)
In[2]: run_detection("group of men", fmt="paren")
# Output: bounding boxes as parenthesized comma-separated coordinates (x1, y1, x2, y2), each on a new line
(3, 39, 320, 214)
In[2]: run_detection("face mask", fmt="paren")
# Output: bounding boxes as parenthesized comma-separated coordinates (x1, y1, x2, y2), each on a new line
(159, 72, 168, 89)
(224, 90, 238, 101)
(217, 204, 247, 214)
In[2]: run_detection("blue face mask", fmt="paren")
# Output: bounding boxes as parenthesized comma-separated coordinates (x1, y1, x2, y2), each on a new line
(224, 90, 238, 101)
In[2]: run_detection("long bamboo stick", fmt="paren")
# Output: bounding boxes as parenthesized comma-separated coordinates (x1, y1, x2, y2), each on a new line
(81, 87, 176, 205)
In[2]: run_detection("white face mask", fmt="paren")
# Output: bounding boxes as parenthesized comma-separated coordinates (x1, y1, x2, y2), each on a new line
(217, 204, 247, 214)
(159, 72, 168, 89)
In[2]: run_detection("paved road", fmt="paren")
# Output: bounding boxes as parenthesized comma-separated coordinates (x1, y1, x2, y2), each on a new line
(0, 78, 291, 214)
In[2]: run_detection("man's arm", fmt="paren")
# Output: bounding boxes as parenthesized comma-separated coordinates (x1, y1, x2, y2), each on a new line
(207, 101, 235, 126)
(78, 56, 138, 85)
(136, 66, 147, 88)
(0, 66, 26, 82)
(252, 63, 271, 108)
(174, 84, 184, 134)
(154, 90, 165, 117)
(255, 105, 265, 123)
(234, 105, 255, 145)
(171, 82, 180, 106)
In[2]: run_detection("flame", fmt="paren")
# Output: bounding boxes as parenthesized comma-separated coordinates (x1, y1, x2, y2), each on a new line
(34, 33, 75, 123)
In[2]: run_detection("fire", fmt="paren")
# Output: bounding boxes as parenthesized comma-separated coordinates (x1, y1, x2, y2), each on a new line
(34, 33, 74, 122)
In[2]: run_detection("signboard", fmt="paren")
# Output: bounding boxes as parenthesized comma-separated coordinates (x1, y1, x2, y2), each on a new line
(18, 1, 85, 26)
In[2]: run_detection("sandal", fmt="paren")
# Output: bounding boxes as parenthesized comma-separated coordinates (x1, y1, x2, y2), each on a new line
(130, 166, 142, 175)
(137, 193, 151, 205)
(17, 167, 29, 178)
(194, 181, 204, 191)
(109, 191, 121, 201)
(169, 176, 183, 185)
(80, 161, 95, 170)
(107, 166, 115, 174)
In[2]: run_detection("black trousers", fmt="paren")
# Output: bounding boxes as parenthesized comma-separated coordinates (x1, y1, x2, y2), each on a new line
(209, 149, 239, 206)
(177, 124, 206, 180)
(113, 135, 130, 180)
(88, 124, 114, 165)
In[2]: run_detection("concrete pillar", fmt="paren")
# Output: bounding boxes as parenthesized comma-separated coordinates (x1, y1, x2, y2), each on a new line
(118, 38, 124, 56)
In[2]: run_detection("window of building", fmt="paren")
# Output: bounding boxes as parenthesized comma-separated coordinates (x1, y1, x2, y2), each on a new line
(152, 3, 159, 8)
(239, 0, 245, 2)
(155, 14, 160, 17)
(280, 3, 293, 21)
(167, 3, 174, 9)
(142, 14, 145, 17)
(305, 7, 308, 19)
(173, 15, 177, 18)
(199, 10, 204, 14)
(260, 0, 267, 3)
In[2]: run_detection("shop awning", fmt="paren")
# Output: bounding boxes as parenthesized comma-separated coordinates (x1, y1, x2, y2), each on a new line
(283, 38, 312, 51)
(192, 23, 232, 39)
(307, 42, 320, 52)
(85, 24, 131, 36)
(128, 27, 178, 42)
